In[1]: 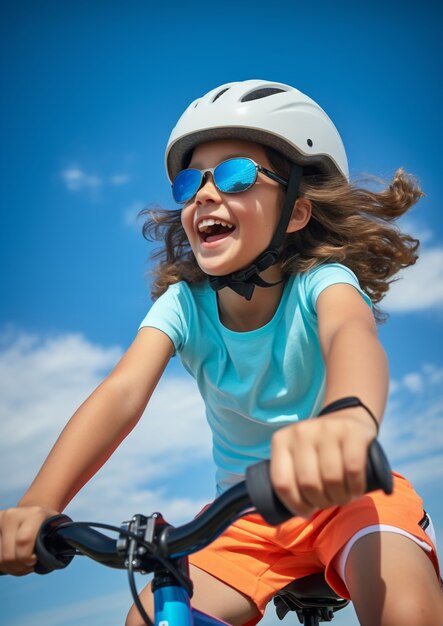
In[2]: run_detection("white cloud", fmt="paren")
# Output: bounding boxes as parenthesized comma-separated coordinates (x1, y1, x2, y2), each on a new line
(123, 201, 146, 227)
(110, 173, 130, 185)
(6, 589, 130, 626)
(423, 363, 443, 385)
(397, 217, 434, 245)
(60, 167, 102, 191)
(397, 366, 443, 395)
(0, 330, 211, 525)
(391, 364, 443, 396)
(381, 367, 443, 483)
(384, 247, 443, 312)
(60, 167, 130, 193)
(402, 372, 424, 393)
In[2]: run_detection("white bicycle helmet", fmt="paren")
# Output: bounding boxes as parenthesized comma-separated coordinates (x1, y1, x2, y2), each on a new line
(165, 80, 349, 300)
(166, 79, 348, 182)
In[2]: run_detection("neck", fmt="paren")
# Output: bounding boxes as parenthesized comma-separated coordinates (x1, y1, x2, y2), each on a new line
(216, 266, 285, 332)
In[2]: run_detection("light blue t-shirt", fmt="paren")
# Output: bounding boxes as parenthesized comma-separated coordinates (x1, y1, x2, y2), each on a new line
(139, 263, 372, 495)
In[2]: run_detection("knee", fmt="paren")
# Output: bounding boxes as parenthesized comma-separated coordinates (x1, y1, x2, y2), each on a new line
(381, 600, 441, 626)
(381, 587, 443, 626)
(352, 581, 443, 626)
(125, 604, 153, 626)
(125, 580, 154, 626)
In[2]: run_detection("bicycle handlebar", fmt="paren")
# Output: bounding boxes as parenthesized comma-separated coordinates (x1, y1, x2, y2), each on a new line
(28, 439, 392, 575)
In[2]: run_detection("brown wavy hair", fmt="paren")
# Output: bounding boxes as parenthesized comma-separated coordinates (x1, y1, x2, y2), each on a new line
(141, 146, 422, 322)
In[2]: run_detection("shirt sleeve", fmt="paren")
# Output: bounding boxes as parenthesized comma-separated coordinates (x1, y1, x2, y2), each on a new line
(304, 263, 373, 316)
(138, 283, 189, 353)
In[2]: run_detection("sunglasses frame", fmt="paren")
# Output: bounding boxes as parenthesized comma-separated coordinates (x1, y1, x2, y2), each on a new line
(172, 157, 289, 205)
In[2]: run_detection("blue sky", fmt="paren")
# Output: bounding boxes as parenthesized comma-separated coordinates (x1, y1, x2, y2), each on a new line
(1, 1, 442, 625)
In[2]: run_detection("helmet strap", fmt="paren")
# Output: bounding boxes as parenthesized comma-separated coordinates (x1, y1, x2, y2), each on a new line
(209, 164, 303, 301)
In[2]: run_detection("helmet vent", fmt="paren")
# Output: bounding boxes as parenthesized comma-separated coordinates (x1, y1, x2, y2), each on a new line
(241, 88, 286, 102)
(212, 88, 231, 102)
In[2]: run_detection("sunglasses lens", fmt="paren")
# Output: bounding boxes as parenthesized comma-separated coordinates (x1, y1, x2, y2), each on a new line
(172, 169, 202, 203)
(172, 158, 257, 203)
(215, 158, 257, 193)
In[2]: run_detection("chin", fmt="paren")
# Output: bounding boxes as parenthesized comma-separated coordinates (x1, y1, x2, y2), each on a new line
(195, 252, 260, 278)
(201, 266, 251, 279)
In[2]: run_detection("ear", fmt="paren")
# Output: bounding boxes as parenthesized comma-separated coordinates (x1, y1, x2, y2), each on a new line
(286, 198, 312, 233)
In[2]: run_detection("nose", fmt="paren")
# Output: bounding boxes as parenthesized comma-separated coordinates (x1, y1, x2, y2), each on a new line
(195, 173, 221, 204)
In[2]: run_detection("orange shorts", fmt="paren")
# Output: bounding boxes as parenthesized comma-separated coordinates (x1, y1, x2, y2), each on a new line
(189, 472, 440, 624)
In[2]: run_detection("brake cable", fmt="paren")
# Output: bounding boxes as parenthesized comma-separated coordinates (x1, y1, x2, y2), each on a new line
(54, 521, 192, 625)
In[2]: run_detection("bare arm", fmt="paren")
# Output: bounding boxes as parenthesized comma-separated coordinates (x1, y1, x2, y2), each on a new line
(317, 283, 389, 427)
(19, 327, 174, 510)
(0, 326, 174, 574)
(271, 284, 389, 516)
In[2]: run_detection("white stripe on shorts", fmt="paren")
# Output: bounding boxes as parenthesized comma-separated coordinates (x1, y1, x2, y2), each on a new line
(335, 515, 436, 589)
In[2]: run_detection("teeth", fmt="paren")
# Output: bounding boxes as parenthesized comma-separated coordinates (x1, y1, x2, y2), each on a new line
(197, 218, 234, 232)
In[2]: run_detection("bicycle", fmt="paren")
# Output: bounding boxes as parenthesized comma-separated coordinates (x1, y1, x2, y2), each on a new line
(1, 440, 392, 626)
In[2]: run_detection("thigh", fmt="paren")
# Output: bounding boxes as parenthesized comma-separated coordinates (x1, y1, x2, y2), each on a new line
(125, 564, 261, 626)
(346, 533, 443, 626)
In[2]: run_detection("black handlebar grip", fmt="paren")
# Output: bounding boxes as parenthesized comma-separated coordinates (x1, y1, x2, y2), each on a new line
(246, 459, 293, 526)
(365, 439, 393, 495)
(246, 439, 393, 526)
(34, 514, 75, 575)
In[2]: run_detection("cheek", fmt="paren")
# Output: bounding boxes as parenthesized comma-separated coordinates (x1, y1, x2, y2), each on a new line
(180, 208, 193, 238)
(256, 191, 282, 229)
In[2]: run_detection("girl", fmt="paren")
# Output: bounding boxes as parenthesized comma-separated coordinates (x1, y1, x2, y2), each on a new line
(0, 80, 442, 626)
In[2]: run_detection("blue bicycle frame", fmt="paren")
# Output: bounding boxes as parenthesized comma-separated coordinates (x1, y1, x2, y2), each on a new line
(154, 585, 230, 625)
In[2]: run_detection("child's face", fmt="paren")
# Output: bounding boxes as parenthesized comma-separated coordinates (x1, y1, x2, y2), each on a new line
(180, 139, 284, 278)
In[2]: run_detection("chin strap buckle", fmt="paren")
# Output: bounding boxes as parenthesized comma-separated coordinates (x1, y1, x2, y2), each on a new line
(208, 250, 281, 301)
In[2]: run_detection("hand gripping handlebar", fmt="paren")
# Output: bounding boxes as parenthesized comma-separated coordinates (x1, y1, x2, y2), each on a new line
(246, 439, 393, 525)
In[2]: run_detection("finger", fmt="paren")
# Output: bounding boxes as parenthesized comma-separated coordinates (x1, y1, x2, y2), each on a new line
(0, 521, 34, 576)
(277, 434, 321, 518)
(342, 434, 368, 497)
(270, 444, 316, 518)
(4, 562, 35, 576)
(15, 515, 40, 565)
(0, 511, 18, 570)
(292, 444, 329, 512)
(317, 439, 349, 506)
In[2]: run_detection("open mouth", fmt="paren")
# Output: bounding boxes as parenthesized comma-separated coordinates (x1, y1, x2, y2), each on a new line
(197, 218, 236, 243)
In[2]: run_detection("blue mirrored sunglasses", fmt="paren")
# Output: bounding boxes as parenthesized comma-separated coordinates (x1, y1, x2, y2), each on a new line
(172, 157, 288, 204)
